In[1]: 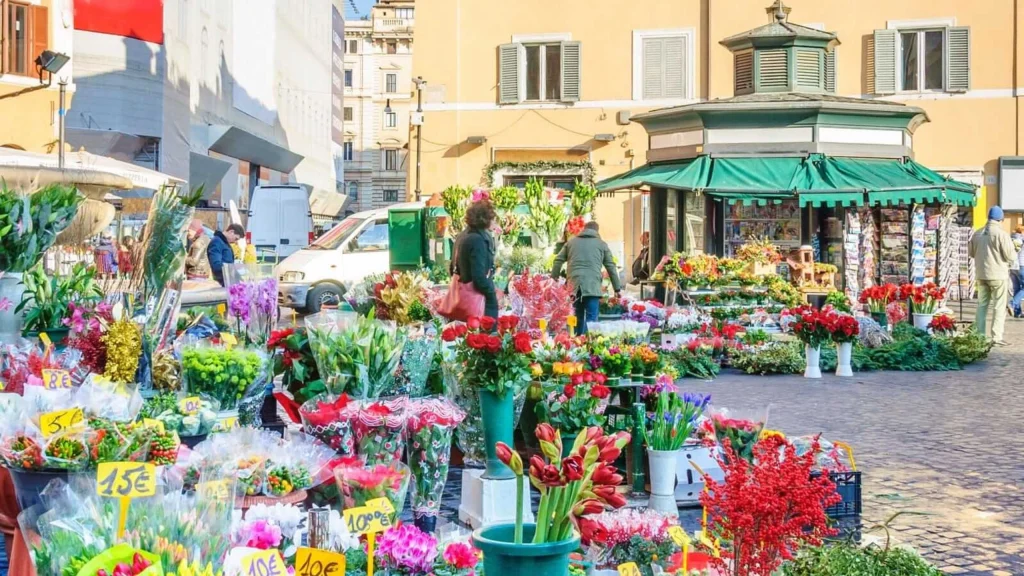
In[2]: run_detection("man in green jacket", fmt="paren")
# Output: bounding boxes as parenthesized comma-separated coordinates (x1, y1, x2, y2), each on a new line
(970, 206, 1016, 345)
(552, 221, 622, 334)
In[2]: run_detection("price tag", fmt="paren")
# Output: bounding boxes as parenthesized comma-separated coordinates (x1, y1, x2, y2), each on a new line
(668, 525, 690, 548)
(221, 333, 238, 349)
(242, 549, 285, 576)
(295, 547, 345, 576)
(213, 415, 238, 432)
(179, 396, 201, 415)
(41, 369, 72, 390)
(343, 499, 394, 536)
(40, 408, 84, 438)
(142, 418, 165, 433)
(96, 462, 157, 499)
(38, 332, 52, 349)
(365, 497, 395, 515)
(0, 379, 6, 391)
(617, 562, 642, 576)
(197, 479, 232, 499)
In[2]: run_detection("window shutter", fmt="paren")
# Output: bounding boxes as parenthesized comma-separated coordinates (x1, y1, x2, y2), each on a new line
(642, 38, 665, 99)
(758, 49, 788, 89)
(795, 48, 821, 88)
(945, 26, 970, 93)
(31, 5, 50, 74)
(873, 29, 897, 94)
(824, 47, 837, 93)
(560, 40, 581, 102)
(498, 43, 521, 104)
(734, 50, 754, 95)
(663, 36, 684, 98)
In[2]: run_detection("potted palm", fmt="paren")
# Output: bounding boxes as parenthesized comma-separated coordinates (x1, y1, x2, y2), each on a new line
(473, 425, 630, 576)
(642, 391, 710, 514)
(17, 261, 102, 348)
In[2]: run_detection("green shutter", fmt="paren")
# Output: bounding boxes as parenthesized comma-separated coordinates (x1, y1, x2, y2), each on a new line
(873, 29, 897, 94)
(945, 26, 970, 93)
(824, 47, 837, 93)
(498, 43, 521, 104)
(758, 49, 789, 90)
(734, 50, 754, 95)
(795, 48, 821, 89)
(560, 40, 581, 102)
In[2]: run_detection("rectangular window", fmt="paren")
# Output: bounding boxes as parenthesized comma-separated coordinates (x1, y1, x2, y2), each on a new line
(524, 43, 562, 101)
(384, 111, 397, 128)
(384, 149, 398, 171)
(900, 29, 945, 91)
(387, 41, 397, 54)
(504, 176, 577, 190)
(344, 69, 353, 87)
(348, 40, 358, 53)
(4, 2, 46, 77)
(347, 181, 358, 200)
(640, 35, 687, 99)
(343, 142, 353, 161)
(343, 107, 353, 121)
(395, 8, 413, 19)
(385, 73, 397, 93)
(383, 189, 399, 202)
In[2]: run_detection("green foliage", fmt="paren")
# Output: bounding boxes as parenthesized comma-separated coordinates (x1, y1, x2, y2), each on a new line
(0, 183, 82, 272)
(484, 160, 596, 186)
(782, 542, 942, 576)
(16, 261, 102, 332)
(669, 347, 721, 380)
(441, 185, 471, 237)
(136, 185, 195, 301)
(490, 185, 521, 213)
(179, 184, 205, 207)
(522, 177, 569, 248)
(732, 342, 805, 375)
(818, 322, 991, 372)
(570, 180, 598, 217)
(428, 260, 451, 284)
(826, 290, 852, 313)
(607, 535, 678, 576)
(499, 245, 546, 275)
(739, 329, 772, 347)
(939, 328, 993, 364)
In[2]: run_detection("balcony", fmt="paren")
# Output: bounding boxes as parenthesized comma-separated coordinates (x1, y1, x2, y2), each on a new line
(376, 18, 414, 33)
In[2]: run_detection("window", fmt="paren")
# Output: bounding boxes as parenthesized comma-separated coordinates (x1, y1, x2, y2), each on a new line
(385, 73, 397, 93)
(3, 1, 47, 77)
(504, 176, 577, 190)
(383, 149, 398, 171)
(344, 69, 353, 87)
(900, 30, 944, 91)
(343, 142, 353, 161)
(347, 181, 358, 200)
(383, 111, 397, 128)
(498, 38, 580, 104)
(387, 41, 397, 54)
(633, 30, 695, 100)
(343, 107, 353, 121)
(351, 219, 389, 252)
(383, 189, 399, 202)
(347, 39, 358, 53)
(395, 7, 413, 19)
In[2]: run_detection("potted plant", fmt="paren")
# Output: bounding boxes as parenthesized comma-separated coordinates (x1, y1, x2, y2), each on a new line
(826, 314, 859, 377)
(454, 315, 533, 479)
(641, 391, 710, 514)
(900, 282, 946, 330)
(858, 284, 898, 330)
(16, 261, 101, 347)
(579, 508, 682, 576)
(632, 345, 662, 384)
(535, 369, 611, 457)
(735, 238, 781, 277)
(475, 425, 629, 576)
(788, 306, 832, 379)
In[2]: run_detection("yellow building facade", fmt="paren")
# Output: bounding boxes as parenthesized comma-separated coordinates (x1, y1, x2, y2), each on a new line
(412, 0, 1024, 263)
(0, 0, 72, 153)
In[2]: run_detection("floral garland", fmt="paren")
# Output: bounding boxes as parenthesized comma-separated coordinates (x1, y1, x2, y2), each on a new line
(483, 160, 596, 187)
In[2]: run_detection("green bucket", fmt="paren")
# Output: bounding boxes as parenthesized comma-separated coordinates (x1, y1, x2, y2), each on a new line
(473, 523, 579, 576)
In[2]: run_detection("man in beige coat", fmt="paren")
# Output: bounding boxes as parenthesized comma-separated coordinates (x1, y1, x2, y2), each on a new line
(969, 206, 1016, 345)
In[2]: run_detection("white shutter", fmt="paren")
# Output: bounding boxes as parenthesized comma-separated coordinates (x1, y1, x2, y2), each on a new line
(663, 36, 685, 98)
(873, 29, 898, 95)
(824, 47, 837, 93)
(945, 26, 970, 93)
(642, 38, 664, 99)
(498, 43, 521, 104)
(560, 40, 581, 102)
(643, 36, 685, 100)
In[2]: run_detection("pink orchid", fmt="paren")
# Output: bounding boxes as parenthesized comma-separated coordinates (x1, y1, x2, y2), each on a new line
(0, 297, 10, 313)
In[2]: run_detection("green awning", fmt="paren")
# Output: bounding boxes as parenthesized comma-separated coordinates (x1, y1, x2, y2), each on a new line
(943, 189, 977, 206)
(595, 156, 711, 192)
(704, 192, 791, 206)
(798, 192, 864, 207)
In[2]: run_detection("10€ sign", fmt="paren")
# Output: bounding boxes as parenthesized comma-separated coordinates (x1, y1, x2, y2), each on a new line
(294, 547, 345, 576)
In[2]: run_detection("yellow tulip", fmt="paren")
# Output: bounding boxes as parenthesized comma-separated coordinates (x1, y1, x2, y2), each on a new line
(553, 362, 564, 375)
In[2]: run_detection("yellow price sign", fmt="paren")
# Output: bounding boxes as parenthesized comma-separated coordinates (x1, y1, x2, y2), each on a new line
(0, 379, 6, 391)
(40, 408, 84, 438)
(295, 547, 346, 576)
(221, 333, 238, 349)
(213, 416, 238, 432)
(242, 549, 286, 576)
(197, 479, 233, 499)
(38, 332, 53, 349)
(142, 418, 165, 433)
(96, 462, 157, 499)
(178, 396, 201, 415)
(617, 562, 642, 576)
(343, 498, 394, 536)
(41, 369, 72, 390)
(668, 525, 690, 548)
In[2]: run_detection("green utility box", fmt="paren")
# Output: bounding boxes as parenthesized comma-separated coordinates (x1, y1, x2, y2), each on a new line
(388, 206, 425, 270)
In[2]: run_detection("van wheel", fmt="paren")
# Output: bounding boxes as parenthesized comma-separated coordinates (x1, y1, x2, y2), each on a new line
(307, 284, 344, 313)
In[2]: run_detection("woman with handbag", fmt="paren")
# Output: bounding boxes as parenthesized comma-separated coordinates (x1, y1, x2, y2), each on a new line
(441, 200, 498, 321)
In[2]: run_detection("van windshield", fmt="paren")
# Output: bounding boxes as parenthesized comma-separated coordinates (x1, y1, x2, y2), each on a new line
(309, 217, 365, 250)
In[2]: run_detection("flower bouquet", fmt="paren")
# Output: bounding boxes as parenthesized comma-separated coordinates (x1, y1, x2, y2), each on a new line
(0, 433, 45, 470)
(707, 408, 767, 463)
(579, 508, 680, 575)
(508, 273, 574, 333)
(787, 305, 834, 349)
(596, 345, 631, 382)
(535, 370, 610, 436)
(334, 458, 411, 524)
(299, 393, 358, 455)
(642, 392, 710, 451)
(224, 264, 279, 347)
(347, 316, 408, 399)
(394, 332, 437, 397)
(351, 396, 409, 464)
(180, 343, 269, 411)
(267, 327, 323, 405)
(304, 309, 362, 394)
(631, 344, 662, 377)
(374, 271, 433, 326)
(406, 397, 465, 530)
(43, 430, 91, 470)
(858, 284, 898, 315)
(735, 238, 782, 267)
(825, 313, 860, 344)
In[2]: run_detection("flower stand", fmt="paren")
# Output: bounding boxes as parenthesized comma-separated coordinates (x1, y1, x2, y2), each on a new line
(804, 345, 822, 379)
(836, 342, 854, 377)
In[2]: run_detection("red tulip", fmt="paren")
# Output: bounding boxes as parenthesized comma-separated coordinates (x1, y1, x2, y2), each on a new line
(593, 484, 627, 508)
(591, 463, 624, 486)
(495, 442, 523, 475)
(591, 384, 611, 400)
(563, 383, 576, 399)
(530, 455, 564, 487)
(535, 423, 556, 443)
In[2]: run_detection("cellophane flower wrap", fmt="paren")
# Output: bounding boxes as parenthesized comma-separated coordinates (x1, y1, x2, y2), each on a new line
(351, 396, 409, 464)
(0, 341, 89, 396)
(299, 392, 358, 455)
(179, 339, 270, 411)
(305, 309, 361, 394)
(704, 407, 768, 464)
(333, 457, 411, 524)
(406, 396, 465, 521)
(508, 273, 574, 332)
(393, 330, 437, 397)
(579, 508, 679, 573)
(223, 264, 279, 347)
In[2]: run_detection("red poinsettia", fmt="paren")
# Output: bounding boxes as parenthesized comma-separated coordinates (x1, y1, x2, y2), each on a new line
(928, 314, 956, 334)
(824, 313, 860, 344)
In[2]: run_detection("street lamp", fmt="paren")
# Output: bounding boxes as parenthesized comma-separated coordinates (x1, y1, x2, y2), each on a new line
(413, 76, 426, 200)
(34, 50, 70, 169)
(384, 99, 392, 114)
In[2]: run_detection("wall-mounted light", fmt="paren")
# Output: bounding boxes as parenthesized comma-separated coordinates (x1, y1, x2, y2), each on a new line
(594, 133, 616, 142)
(384, 99, 392, 113)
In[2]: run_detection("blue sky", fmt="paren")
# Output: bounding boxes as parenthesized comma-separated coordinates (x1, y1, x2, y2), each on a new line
(346, 0, 375, 18)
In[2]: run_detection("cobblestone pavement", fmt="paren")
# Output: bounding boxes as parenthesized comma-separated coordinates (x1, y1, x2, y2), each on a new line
(679, 316, 1024, 576)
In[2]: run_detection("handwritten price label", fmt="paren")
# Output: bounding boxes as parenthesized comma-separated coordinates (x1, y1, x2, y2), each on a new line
(197, 479, 233, 500)
(343, 497, 394, 536)
(178, 396, 201, 415)
(617, 562, 642, 576)
(242, 549, 285, 576)
(213, 416, 238, 432)
(295, 547, 345, 576)
(40, 408, 84, 438)
(38, 332, 53, 349)
(41, 369, 72, 390)
(96, 462, 157, 498)
(142, 418, 165, 433)
(221, 333, 238, 349)
(668, 525, 691, 548)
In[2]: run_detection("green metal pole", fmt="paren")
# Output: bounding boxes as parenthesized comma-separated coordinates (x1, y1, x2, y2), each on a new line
(631, 401, 646, 496)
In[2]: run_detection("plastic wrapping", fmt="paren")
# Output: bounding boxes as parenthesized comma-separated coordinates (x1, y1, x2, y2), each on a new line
(75, 375, 144, 423)
(393, 332, 436, 397)
(508, 273, 574, 333)
(406, 397, 465, 520)
(305, 310, 361, 394)
(333, 458, 411, 524)
(351, 396, 409, 465)
(1, 342, 89, 396)
(224, 263, 279, 348)
(299, 393, 358, 455)
(706, 406, 769, 463)
(179, 340, 270, 411)
(264, 434, 336, 497)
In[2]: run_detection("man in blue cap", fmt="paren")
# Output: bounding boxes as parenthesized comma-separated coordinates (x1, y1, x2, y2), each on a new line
(969, 206, 1016, 345)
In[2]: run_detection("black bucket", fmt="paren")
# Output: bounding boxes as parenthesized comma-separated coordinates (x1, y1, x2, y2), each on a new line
(9, 469, 69, 511)
(180, 434, 209, 449)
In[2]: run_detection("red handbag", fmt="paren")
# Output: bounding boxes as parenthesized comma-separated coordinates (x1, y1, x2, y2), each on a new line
(438, 244, 486, 321)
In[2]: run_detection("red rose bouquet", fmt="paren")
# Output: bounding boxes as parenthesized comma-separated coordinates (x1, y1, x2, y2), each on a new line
(825, 313, 860, 344)
(535, 369, 611, 435)
(454, 315, 534, 397)
(786, 305, 833, 348)
(858, 283, 898, 314)
(899, 282, 946, 315)
(706, 408, 766, 464)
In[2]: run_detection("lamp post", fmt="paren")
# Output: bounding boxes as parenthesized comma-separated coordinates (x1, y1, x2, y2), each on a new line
(33, 50, 70, 168)
(413, 76, 425, 200)
(58, 80, 67, 169)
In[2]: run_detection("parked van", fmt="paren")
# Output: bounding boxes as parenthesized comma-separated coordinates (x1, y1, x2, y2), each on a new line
(275, 202, 423, 312)
(248, 185, 314, 260)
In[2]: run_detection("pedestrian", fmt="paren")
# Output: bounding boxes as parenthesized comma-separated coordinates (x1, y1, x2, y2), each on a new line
(450, 200, 499, 319)
(208, 223, 243, 286)
(552, 221, 622, 334)
(94, 231, 117, 278)
(185, 219, 212, 280)
(969, 206, 1016, 345)
(631, 231, 651, 284)
(118, 236, 136, 277)
(1011, 225, 1024, 317)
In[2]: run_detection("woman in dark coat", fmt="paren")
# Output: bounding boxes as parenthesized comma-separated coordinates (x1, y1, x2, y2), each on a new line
(451, 200, 499, 319)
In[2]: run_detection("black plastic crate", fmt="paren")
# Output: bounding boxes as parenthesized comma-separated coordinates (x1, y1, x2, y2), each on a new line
(826, 470, 862, 518)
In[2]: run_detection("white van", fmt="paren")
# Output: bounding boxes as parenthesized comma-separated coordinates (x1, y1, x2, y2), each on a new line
(275, 202, 423, 312)
(248, 184, 314, 260)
